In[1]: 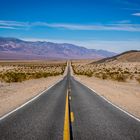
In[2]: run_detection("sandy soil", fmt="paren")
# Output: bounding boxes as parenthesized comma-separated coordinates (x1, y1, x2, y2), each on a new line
(0, 75, 63, 117)
(75, 75, 140, 118)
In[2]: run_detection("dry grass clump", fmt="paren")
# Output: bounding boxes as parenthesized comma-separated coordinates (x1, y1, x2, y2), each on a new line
(72, 65, 93, 77)
(109, 73, 127, 82)
(0, 61, 66, 83)
(72, 61, 140, 83)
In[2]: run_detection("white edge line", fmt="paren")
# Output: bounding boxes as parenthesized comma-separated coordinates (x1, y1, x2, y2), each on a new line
(73, 76, 140, 122)
(0, 78, 63, 121)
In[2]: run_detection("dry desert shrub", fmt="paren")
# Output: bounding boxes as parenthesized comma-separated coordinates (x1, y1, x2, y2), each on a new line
(72, 61, 140, 82)
(0, 61, 66, 83)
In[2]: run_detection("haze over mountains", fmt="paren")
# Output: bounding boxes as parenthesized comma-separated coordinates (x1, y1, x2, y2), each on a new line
(0, 37, 116, 60)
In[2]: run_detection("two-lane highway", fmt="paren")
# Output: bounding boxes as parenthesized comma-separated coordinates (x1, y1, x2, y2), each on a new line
(0, 64, 140, 140)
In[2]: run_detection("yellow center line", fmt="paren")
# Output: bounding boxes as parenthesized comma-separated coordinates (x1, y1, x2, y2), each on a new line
(70, 112, 74, 123)
(63, 91, 70, 140)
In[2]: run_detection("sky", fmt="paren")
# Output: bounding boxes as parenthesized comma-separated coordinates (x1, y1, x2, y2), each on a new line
(0, 0, 140, 53)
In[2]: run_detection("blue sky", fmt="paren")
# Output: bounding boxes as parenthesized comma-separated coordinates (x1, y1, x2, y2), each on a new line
(0, 0, 140, 52)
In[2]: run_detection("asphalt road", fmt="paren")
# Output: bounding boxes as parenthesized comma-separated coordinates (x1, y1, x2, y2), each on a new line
(0, 66, 140, 140)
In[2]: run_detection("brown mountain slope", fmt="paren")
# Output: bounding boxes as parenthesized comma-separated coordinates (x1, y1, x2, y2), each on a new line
(93, 50, 140, 64)
(116, 51, 140, 62)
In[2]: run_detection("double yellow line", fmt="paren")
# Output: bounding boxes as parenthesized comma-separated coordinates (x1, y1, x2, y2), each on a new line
(63, 90, 74, 140)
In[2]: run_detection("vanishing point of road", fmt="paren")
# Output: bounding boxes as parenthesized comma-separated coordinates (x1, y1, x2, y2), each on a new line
(0, 64, 140, 140)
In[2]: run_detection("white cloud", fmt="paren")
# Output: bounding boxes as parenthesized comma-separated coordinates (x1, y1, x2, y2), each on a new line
(0, 20, 140, 32)
(0, 26, 17, 29)
(132, 13, 140, 16)
(0, 20, 28, 27)
(0, 20, 29, 30)
(116, 20, 131, 24)
(33, 22, 140, 31)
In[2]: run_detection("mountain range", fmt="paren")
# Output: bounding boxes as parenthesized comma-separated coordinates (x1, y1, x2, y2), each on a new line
(0, 37, 116, 60)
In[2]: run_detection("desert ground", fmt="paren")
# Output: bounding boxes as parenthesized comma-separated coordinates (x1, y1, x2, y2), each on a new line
(72, 60, 140, 118)
(0, 60, 66, 117)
